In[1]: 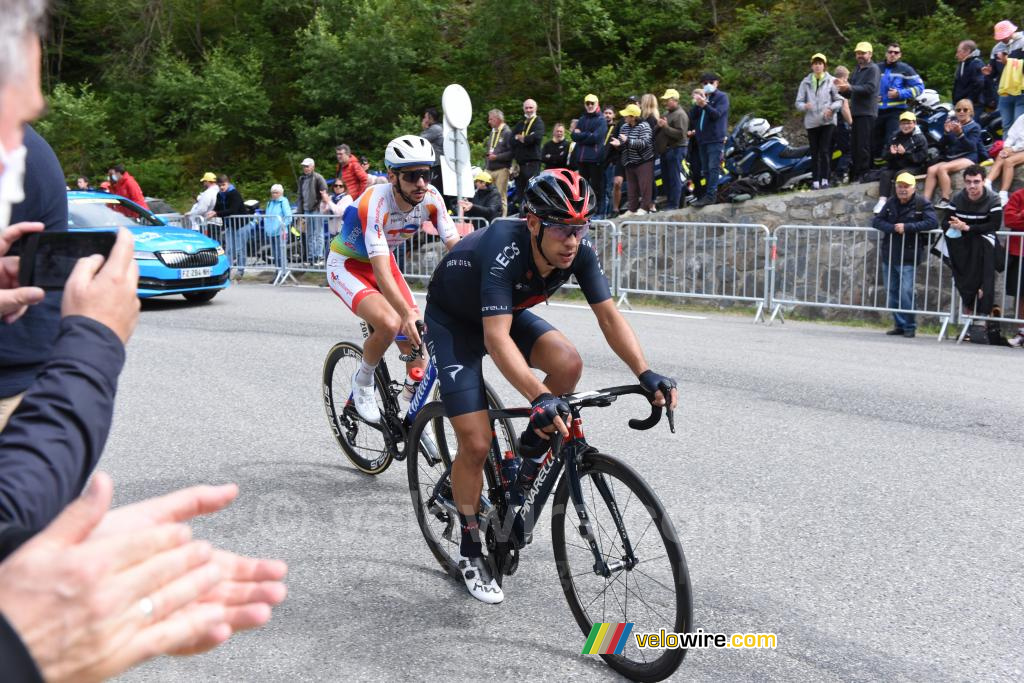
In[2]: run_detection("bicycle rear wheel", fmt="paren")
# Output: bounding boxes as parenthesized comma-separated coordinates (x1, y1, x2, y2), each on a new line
(406, 387, 514, 581)
(322, 341, 394, 475)
(551, 452, 691, 682)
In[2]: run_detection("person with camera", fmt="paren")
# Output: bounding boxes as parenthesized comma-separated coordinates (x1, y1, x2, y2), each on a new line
(923, 99, 985, 210)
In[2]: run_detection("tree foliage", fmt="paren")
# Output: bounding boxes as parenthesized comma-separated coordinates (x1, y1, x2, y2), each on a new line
(40, 0, 1003, 207)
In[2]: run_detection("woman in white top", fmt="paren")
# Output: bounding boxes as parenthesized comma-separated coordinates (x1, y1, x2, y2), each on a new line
(985, 112, 1024, 204)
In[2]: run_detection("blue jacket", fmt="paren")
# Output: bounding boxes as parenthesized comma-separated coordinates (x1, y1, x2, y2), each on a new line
(0, 316, 125, 556)
(263, 196, 292, 237)
(694, 90, 730, 144)
(569, 109, 608, 165)
(0, 126, 68, 398)
(940, 119, 985, 162)
(877, 61, 925, 111)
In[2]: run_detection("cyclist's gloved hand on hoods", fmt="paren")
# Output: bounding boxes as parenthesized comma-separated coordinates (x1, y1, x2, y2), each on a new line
(639, 369, 677, 409)
(529, 392, 570, 437)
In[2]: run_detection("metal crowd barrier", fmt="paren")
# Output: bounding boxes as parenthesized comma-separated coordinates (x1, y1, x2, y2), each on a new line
(616, 220, 773, 321)
(772, 225, 1024, 342)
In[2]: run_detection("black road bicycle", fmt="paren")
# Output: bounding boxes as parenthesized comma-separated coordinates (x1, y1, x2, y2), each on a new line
(322, 322, 508, 475)
(406, 386, 692, 682)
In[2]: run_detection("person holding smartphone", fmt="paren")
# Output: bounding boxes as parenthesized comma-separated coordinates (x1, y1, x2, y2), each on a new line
(942, 164, 1002, 325)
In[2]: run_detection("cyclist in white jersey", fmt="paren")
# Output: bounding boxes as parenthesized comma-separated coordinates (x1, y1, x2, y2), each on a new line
(326, 135, 461, 423)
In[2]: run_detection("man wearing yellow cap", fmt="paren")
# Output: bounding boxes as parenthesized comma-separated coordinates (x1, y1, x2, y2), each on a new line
(188, 171, 219, 228)
(836, 41, 880, 181)
(871, 171, 937, 337)
(570, 94, 609, 215)
(458, 170, 501, 222)
(874, 110, 928, 213)
(656, 89, 689, 209)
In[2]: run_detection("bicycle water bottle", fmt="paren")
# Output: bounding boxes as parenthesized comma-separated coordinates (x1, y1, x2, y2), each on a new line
(400, 366, 425, 403)
(499, 450, 520, 502)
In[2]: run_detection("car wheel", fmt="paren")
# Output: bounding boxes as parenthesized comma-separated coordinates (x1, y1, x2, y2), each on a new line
(182, 290, 218, 303)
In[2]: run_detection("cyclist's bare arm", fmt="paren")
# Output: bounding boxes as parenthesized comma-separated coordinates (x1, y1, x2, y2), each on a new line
(591, 299, 677, 409)
(369, 253, 421, 347)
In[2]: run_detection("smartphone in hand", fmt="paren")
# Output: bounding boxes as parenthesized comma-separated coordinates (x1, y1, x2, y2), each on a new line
(18, 232, 117, 290)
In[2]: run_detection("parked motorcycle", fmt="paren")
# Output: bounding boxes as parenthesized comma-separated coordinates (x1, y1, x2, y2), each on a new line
(721, 114, 814, 192)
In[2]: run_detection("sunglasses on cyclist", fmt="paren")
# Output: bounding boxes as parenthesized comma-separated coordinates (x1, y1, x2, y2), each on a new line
(398, 169, 432, 184)
(542, 221, 590, 241)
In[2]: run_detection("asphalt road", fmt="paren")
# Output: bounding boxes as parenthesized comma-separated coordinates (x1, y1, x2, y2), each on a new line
(111, 283, 1024, 682)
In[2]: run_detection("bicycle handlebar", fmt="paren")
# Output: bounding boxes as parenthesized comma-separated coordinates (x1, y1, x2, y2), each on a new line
(564, 384, 675, 434)
(397, 320, 427, 362)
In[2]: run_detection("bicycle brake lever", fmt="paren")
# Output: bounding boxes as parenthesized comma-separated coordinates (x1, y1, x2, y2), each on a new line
(665, 406, 676, 434)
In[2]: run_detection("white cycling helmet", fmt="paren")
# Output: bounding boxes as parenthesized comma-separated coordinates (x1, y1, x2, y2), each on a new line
(917, 89, 940, 108)
(385, 135, 436, 169)
(747, 117, 770, 138)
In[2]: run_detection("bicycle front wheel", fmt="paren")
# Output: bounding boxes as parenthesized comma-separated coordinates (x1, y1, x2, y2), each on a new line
(551, 452, 691, 682)
(322, 341, 393, 475)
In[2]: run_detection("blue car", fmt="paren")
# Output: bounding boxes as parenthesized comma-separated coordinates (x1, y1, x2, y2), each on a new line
(67, 191, 230, 301)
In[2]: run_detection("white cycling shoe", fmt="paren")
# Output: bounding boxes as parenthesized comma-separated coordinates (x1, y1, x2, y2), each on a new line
(349, 369, 380, 424)
(457, 554, 504, 604)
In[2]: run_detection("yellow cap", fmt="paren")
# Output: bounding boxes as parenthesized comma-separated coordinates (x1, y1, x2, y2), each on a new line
(899, 111, 917, 121)
(810, 52, 827, 64)
(895, 172, 917, 186)
(854, 41, 873, 53)
(584, 93, 599, 104)
(619, 103, 642, 117)
(474, 170, 493, 184)
(660, 88, 680, 100)
(200, 172, 217, 182)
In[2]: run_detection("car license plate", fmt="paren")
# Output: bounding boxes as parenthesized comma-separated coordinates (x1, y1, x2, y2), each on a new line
(180, 267, 212, 279)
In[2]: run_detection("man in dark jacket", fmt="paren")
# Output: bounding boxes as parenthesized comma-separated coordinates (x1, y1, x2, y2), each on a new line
(873, 43, 925, 159)
(484, 109, 514, 217)
(692, 73, 729, 207)
(872, 172, 938, 337)
(458, 171, 501, 222)
(953, 40, 986, 113)
(570, 94, 609, 216)
(837, 42, 881, 182)
(297, 157, 328, 265)
(211, 174, 247, 277)
(942, 164, 1002, 321)
(874, 111, 929, 213)
(656, 89, 689, 209)
(511, 98, 545, 212)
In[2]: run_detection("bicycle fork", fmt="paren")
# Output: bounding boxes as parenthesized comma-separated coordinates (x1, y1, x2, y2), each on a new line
(565, 424, 639, 578)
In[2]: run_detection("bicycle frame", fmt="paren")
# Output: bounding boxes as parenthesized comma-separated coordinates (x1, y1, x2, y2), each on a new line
(428, 384, 667, 577)
(483, 406, 637, 577)
(355, 321, 437, 436)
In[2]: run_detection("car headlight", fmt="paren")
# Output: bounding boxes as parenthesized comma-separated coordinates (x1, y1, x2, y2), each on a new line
(216, 246, 225, 256)
(133, 251, 158, 260)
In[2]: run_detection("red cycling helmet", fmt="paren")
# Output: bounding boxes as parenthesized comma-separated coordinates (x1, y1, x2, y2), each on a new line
(524, 169, 596, 225)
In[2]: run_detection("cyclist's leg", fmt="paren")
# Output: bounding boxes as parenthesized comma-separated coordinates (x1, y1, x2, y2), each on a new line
(326, 253, 401, 366)
(424, 306, 502, 603)
(508, 311, 581, 478)
(327, 254, 399, 422)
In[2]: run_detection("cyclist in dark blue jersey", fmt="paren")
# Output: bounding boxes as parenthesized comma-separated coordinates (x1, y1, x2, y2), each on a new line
(423, 169, 678, 603)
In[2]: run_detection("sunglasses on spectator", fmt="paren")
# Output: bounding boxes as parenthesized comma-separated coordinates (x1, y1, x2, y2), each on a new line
(954, 107, 970, 112)
(542, 220, 589, 241)
(887, 50, 901, 54)
(333, 184, 344, 188)
(399, 169, 431, 184)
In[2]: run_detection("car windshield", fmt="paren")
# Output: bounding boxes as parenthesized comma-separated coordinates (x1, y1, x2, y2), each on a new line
(69, 197, 163, 228)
